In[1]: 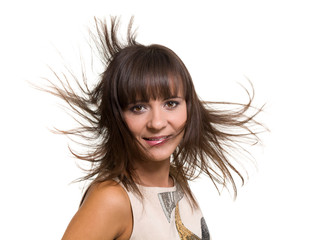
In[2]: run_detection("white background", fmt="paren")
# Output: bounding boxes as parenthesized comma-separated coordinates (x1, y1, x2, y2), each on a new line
(1, 0, 312, 239)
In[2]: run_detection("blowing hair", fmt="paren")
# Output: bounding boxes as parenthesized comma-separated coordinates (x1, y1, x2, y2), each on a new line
(44, 17, 265, 207)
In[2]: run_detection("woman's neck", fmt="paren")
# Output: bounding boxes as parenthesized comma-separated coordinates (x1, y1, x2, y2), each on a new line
(133, 158, 173, 187)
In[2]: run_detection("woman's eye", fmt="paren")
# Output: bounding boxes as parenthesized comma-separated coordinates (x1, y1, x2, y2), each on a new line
(130, 105, 146, 113)
(165, 101, 179, 109)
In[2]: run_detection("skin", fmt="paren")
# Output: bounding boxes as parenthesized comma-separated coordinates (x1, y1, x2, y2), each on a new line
(123, 93, 187, 187)
(61, 181, 133, 240)
(62, 91, 187, 239)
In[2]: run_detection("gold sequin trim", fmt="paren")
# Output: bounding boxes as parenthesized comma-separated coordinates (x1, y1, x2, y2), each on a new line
(175, 203, 201, 240)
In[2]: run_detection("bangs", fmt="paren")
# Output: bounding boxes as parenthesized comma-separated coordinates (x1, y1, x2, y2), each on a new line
(117, 45, 186, 108)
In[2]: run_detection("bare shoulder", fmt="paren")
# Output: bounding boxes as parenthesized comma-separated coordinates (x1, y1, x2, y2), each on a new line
(83, 180, 130, 209)
(62, 180, 132, 240)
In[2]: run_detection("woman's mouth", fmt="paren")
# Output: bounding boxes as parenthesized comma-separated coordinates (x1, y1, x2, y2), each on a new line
(143, 135, 171, 147)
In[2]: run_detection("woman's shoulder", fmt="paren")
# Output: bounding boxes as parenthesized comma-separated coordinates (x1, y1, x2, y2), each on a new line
(84, 180, 129, 207)
(62, 180, 132, 240)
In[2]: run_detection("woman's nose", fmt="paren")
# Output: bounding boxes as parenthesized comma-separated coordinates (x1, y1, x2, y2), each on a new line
(147, 107, 167, 130)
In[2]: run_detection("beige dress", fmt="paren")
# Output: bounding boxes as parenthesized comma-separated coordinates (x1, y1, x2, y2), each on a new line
(120, 182, 210, 240)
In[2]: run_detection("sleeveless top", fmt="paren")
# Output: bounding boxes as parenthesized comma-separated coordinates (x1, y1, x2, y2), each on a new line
(120, 181, 210, 240)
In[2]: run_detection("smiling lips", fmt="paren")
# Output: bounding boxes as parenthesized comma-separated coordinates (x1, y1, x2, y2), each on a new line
(143, 135, 171, 147)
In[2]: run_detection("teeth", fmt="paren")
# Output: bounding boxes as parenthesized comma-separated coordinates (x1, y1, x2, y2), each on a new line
(146, 136, 167, 141)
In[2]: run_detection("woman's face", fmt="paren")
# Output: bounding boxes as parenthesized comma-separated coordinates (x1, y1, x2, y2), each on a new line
(123, 88, 187, 162)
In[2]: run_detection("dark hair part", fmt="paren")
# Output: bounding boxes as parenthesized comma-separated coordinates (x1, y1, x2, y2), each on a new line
(44, 17, 265, 206)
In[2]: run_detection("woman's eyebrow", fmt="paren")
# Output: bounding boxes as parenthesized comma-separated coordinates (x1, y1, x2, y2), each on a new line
(164, 96, 184, 100)
(128, 99, 148, 104)
(128, 96, 184, 104)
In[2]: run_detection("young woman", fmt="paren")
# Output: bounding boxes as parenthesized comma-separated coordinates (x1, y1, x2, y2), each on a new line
(48, 17, 263, 240)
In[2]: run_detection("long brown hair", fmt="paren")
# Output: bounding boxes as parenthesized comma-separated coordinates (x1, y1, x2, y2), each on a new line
(44, 17, 265, 206)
